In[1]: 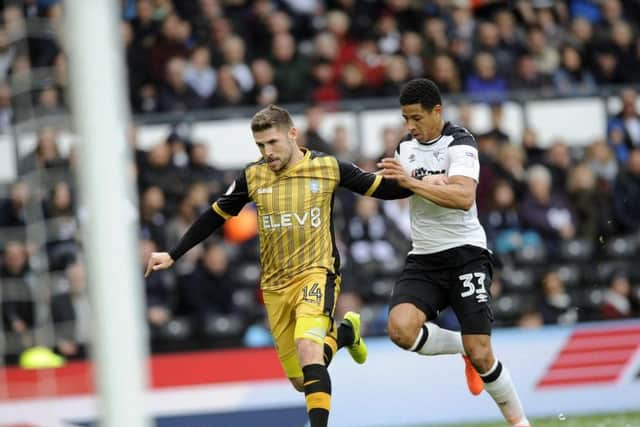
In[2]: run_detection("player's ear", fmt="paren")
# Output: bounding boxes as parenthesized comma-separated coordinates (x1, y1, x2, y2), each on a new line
(288, 126, 298, 142)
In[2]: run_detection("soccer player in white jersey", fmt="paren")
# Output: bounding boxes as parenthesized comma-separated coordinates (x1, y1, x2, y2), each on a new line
(379, 79, 530, 427)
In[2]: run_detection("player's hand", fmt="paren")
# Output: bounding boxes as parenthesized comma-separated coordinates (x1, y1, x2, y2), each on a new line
(378, 158, 412, 187)
(144, 252, 174, 278)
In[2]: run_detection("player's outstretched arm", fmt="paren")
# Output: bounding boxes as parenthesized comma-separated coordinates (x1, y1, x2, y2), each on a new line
(338, 159, 413, 200)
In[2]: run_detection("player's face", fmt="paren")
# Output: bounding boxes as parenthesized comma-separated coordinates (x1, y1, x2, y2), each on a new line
(401, 103, 443, 143)
(254, 126, 298, 172)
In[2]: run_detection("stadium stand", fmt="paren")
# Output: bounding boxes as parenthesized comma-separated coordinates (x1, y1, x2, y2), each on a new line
(0, 0, 639, 364)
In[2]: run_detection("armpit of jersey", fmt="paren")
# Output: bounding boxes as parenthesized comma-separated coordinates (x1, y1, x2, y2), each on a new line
(448, 145, 480, 181)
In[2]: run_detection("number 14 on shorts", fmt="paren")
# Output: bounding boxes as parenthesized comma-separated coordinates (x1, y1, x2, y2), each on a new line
(459, 272, 488, 303)
(302, 282, 323, 305)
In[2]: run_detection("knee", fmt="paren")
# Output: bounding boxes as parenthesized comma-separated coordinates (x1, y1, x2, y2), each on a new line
(464, 340, 494, 373)
(289, 377, 305, 393)
(387, 312, 421, 349)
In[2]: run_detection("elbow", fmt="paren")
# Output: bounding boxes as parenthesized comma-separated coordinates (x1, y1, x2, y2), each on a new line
(460, 195, 474, 211)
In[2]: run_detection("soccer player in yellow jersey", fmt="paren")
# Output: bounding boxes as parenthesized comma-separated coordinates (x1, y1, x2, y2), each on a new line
(145, 104, 411, 427)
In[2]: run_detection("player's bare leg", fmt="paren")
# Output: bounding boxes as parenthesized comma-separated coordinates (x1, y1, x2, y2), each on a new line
(387, 303, 483, 395)
(296, 338, 331, 427)
(463, 335, 530, 427)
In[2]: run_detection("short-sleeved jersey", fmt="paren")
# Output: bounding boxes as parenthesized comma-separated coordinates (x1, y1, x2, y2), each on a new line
(394, 122, 487, 254)
(212, 149, 388, 290)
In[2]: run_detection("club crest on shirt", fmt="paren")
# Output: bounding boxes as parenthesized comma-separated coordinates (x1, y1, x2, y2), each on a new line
(433, 149, 445, 161)
(309, 180, 320, 193)
(408, 153, 416, 162)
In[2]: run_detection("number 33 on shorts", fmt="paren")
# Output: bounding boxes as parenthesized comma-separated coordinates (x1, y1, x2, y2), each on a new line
(459, 272, 488, 303)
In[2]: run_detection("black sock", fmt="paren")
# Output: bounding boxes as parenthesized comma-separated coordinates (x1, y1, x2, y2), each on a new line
(323, 335, 338, 366)
(302, 364, 331, 427)
(337, 321, 355, 348)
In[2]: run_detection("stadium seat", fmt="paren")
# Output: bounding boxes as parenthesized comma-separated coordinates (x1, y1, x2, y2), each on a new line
(501, 266, 537, 293)
(514, 244, 546, 265)
(554, 264, 582, 289)
(492, 294, 531, 320)
(235, 263, 261, 288)
(604, 235, 637, 260)
(559, 238, 594, 262)
(155, 317, 192, 342)
(204, 313, 245, 339)
(595, 260, 633, 284)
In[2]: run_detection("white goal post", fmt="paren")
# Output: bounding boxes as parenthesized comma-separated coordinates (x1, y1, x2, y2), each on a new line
(64, 1, 150, 426)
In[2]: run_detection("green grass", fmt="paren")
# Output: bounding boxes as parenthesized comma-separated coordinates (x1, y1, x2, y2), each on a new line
(403, 411, 640, 427)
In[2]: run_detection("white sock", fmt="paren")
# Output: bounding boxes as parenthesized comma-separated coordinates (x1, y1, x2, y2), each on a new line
(409, 323, 465, 355)
(480, 360, 529, 427)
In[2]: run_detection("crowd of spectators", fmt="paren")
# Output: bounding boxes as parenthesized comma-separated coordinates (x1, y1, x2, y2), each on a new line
(1, 0, 640, 124)
(0, 0, 640, 363)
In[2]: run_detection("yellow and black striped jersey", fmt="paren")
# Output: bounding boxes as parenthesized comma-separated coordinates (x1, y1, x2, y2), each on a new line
(212, 149, 410, 290)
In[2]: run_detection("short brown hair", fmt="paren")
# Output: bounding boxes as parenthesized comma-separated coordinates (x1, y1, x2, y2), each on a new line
(250, 104, 294, 133)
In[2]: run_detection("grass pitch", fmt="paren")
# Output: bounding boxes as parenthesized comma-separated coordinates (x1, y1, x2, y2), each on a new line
(409, 411, 640, 427)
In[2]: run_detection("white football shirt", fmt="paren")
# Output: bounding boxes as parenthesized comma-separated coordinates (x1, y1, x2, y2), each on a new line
(394, 122, 487, 254)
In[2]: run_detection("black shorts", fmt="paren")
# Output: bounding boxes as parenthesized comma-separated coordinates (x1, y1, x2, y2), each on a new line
(389, 245, 495, 335)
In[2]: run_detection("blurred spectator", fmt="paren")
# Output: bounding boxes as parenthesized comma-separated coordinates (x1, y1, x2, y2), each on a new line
(141, 239, 174, 328)
(545, 141, 573, 189)
(521, 128, 546, 167)
(158, 57, 208, 112)
(138, 142, 187, 210)
(0, 28, 15, 82)
(527, 26, 559, 75)
(221, 35, 254, 94)
(520, 165, 575, 253)
(539, 270, 578, 325)
(250, 58, 279, 106)
(465, 51, 507, 103)
(585, 139, 618, 189)
(1, 242, 34, 341)
(601, 270, 633, 319)
(139, 186, 168, 249)
(510, 52, 552, 93)
(428, 53, 462, 94)
(339, 62, 373, 99)
(167, 193, 204, 276)
(379, 54, 410, 97)
(613, 149, 640, 233)
(482, 180, 541, 256)
(482, 103, 510, 145)
(332, 125, 352, 162)
(180, 243, 238, 331)
(495, 143, 527, 199)
(44, 181, 74, 219)
(211, 65, 247, 107)
(184, 46, 217, 99)
(552, 44, 596, 95)
(188, 142, 222, 193)
(270, 32, 310, 103)
(0, 82, 13, 132)
(377, 125, 404, 162)
(149, 14, 190, 82)
(0, 181, 29, 227)
(609, 89, 640, 153)
(301, 105, 332, 154)
(567, 163, 611, 240)
(20, 127, 68, 172)
(399, 31, 425, 79)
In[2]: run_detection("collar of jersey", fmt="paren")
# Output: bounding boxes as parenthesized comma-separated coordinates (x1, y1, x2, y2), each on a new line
(274, 147, 311, 176)
(417, 122, 449, 146)
(417, 134, 443, 146)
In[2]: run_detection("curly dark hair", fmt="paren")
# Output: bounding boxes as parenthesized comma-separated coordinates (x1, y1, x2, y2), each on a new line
(399, 78, 442, 111)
